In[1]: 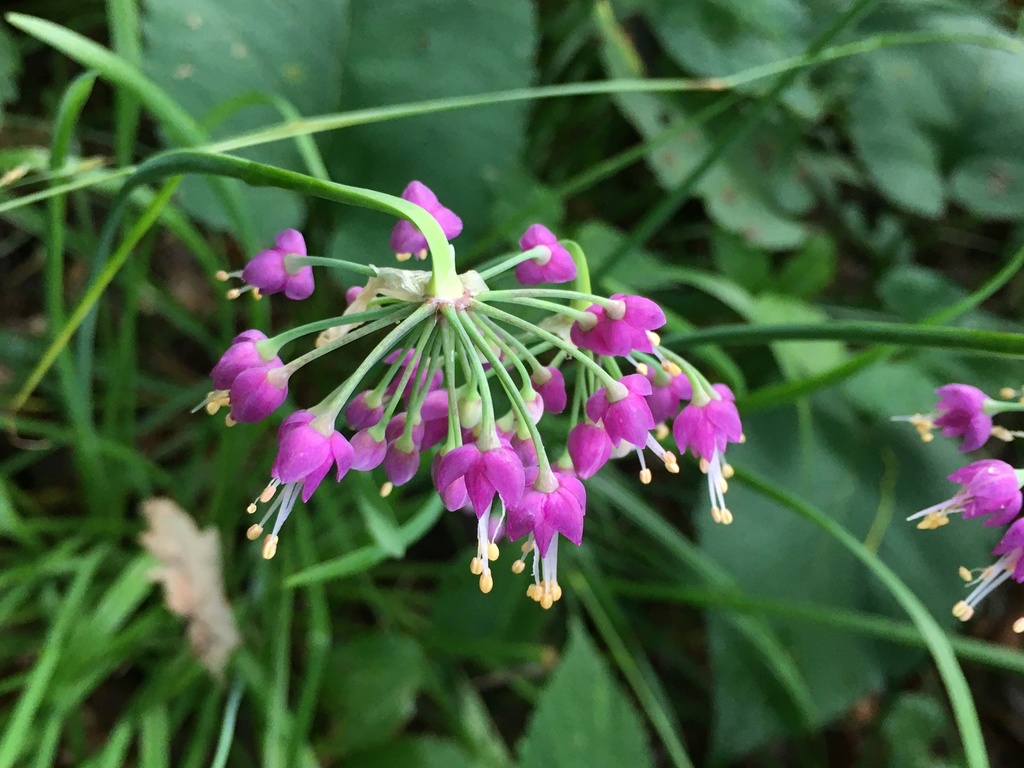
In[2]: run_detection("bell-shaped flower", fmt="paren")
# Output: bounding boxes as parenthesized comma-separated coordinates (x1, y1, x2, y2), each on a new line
(645, 366, 693, 424)
(567, 422, 613, 479)
(242, 229, 315, 300)
(532, 366, 567, 414)
(586, 374, 655, 448)
(514, 224, 577, 286)
(569, 294, 665, 357)
(229, 365, 289, 423)
(434, 440, 525, 516)
(211, 330, 280, 390)
(389, 181, 463, 260)
(908, 459, 1024, 530)
(934, 384, 994, 453)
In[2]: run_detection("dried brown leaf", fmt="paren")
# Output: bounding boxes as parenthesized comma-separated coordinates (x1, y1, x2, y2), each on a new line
(139, 497, 240, 677)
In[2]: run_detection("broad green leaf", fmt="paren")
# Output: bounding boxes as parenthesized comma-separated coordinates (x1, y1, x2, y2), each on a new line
(518, 622, 653, 768)
(347, 737, 482, 768)
(700, 403, 997, 757)
(776, 233, 837, 299)
(321, 633, 428, 755)
(711, 229, 772, 293)
(750, 294, 848, 378)
(881, 693, 962, 768)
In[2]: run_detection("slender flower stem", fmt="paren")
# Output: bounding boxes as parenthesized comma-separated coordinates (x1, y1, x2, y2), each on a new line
(445, 307, 497, 439)
(371, 316, 438, 441)
(312, 304, 434, 422)
(472, 315, 534, 387)
(283, 255, 380, 276)
(986, 400, 1024, 415)
(281, 308, 417, 376)
(659, 346, 716, 403)
(564, 241, 593, 312)
(460, 310, 553, 475)
(403, 328, 444, 445)
(441, 323, 463, 448)
(478, 287, 615, 307)
(472, 302, 620, 390)
(475, 246, 551, 281)
(477, 314, 544, 375)
(259, 305, 407, 357)
(477, 294, 593, 322)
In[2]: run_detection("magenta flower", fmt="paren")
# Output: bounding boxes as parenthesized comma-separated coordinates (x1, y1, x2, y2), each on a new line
(389, 181, 463, 260)
(993, 519, 1024, 581)
(228, 366, 289, 423)
(272, 411, 354, 501)
(211, 330, 280, 390)
(586, 374, 655, 448)
(432, 453, 469, 510)
(345, 285, 363, 306)
(345, 391, 384, 430)
(567, 422, 613, 479)
(570, 294, 666, 357)
(645, 367, 693, 423)
(934, 384, 993, 452)
(951, 517, 1024, 622)
(908, 459, 1024, 529)
(434, 442, 525, 516)
(242, 229, 315, 300)
(532, 366, 567, 414)
(514, 224, 577, 286)
(673, 384, 743, 524)
(351, 428, 387, 471)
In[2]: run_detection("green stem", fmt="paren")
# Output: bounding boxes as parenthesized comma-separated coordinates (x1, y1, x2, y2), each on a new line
(564, 241, 594, 311)
(476, 314, 544, 375)
(479, 287, 615, 306)
(658, 347, 716, 403)
(441, 323, 463, 448)
(370, 315, 438, 440)
(283, 255, 379, 276)
(736, 465, 989, 768)
(282, 309, 418, 377)
(259, 306, 406, 357)
(402, 326, 444, 445)
(444, 308, 498, 440)
(475, 246, 551, 281)
(472, 315, 534, 388)
(669, 321, 1024, 357)
(479, 294, 593, 322)
(472, 302, 621, 390)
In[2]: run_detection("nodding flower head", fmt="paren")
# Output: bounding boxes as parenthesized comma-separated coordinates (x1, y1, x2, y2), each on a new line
(506, 468, 587, 609)
(586, 374, 655, 449)
(389, 181, 463, 260)
(908, 459, 1024, 530)
(241, 229, 315, 300)
(434, 441, 526, 516)
(570, 294, 666, 357)
(211, 330, 280, 390)
(514, 224, 577, 286)
(673, 384, 743, 524)
(228, 365, 289, 423)
(532, 366, 567, 414)
(951, 518, 1024, 624)
(934, 384, 994, 453)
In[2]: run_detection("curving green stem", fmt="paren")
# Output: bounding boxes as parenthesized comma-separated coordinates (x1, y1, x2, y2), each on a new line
(667, 321, 1024, 357)
(444, 307, 498, 441)
(658, 346, 717, 404)
(440, 323, 463, 449)
(564, 241, 594, 312)
(258, 306, 407, 357)
(366, 313, 438, 441)
(471, 302, 621, 390)
(471, 315, 535, 387)
(476, 294, 593, 322)
(478, 287, 615, 307)
(475, 314, 544, 375)
(475, 246, 552, 281)
(282, 255, 379, 276)
(282, 308, 417, 376)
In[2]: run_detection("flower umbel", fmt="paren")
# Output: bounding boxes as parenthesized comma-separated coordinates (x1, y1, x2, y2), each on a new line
(206, 180, 746, 607)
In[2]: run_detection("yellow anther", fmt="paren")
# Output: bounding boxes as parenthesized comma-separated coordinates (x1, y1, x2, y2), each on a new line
(259, 484, 277, 503)
(551, 582, 563, 602)
(1001, 387, 1017, 400)
(224, 415, 236, 427)
(205, 401, 221, 415)
(635, 362, 649, 376)
(1019, 396, 1024, 404)
(526, 584, 539, 600)
(958, 566, 973, 582)
(226, 288, 242, 300)
(655, 423, 670, 440)
(479, 571, 494, 594)
(722, 463, 735, 479)
(262, 534, 279, 560)
(214, 270, 230, 281)
(699, 458, 710, 474)
(470, 557, 483, 575)
(719, 508, 734, 525)
(639, 468, 652, 485)
(380, 482, 394, 498)
(663, 452, 680, 473)
(991, 425, 1015, 442)
(921, 432, 934, 443)
(718, 478, 729, 494)
(521, 540, 534, 554)
(739, 434, 747, 444)
(661, 360, 682, 376)
(952, 600, 974, 621)
(246, 503, 258, 515)
(487, 542, 500, 561)
(395, 252, 413, 262)
(711, 506, 722, 524)
(246, 523, 263, 540)
(512, 560, 525, 574)
(1013, 617, 1024, 634)
(646, 331, 661, 347)
(540, 593, 554, 610)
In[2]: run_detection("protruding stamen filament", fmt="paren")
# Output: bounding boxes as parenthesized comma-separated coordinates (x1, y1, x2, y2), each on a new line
(953, 552, 1020, 622)
(194, 390, 231, 415)
(891, 413, 935, 443)
(704, 449, 732, 524)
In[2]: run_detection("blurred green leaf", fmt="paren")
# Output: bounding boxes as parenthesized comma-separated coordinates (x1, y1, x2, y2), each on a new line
(321, 633, 428, 755)
(777, 233, 837, 299)
(712, 229, 772, 293)
(881, 693, 962, 768)
(749, 295, 848, 378)
(0, 25, 19, 121)
(347, 736, 482, 768)
(518, 622, 653, 768)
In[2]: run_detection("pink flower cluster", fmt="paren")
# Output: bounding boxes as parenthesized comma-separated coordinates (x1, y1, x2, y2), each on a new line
(204, 181, 745, 608)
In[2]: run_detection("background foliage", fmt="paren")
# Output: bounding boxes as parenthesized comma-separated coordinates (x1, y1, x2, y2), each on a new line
(2, 0, 1024, 766)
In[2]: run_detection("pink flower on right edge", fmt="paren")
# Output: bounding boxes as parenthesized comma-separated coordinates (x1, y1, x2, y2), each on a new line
(672, 384, 743, 524)
(934, 384, 994, 452)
